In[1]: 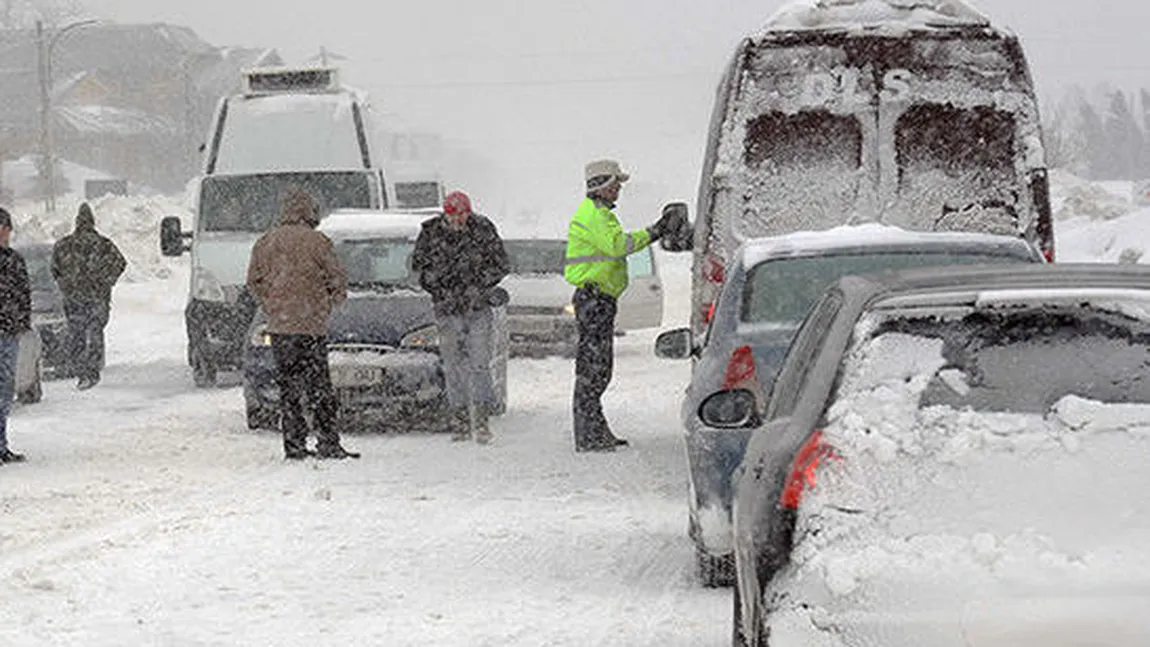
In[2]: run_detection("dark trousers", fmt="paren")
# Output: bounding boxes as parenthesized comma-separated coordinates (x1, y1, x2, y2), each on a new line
(64, 299, 109, 381)
(271, 334, 341, 455)
(572, 284, 618, 449)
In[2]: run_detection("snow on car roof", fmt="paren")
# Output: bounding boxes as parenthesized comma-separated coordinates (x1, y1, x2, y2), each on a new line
(738, 224, 1036, 268)
(757, 0, 994, 37)
(318, 210, 429, 240)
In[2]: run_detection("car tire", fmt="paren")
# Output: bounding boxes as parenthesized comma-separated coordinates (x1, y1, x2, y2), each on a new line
(192, 349, 217, 388)
(17, 369, 42, 404)
(246, 405, 279, 431)
(696, 545, 735, 588)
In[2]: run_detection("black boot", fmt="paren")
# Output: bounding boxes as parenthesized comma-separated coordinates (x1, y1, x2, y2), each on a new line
(0, 449, 26, 463)
(474, 405, 492, 445)
(449, 408, 471, 442)
(315, 445, 360, 460)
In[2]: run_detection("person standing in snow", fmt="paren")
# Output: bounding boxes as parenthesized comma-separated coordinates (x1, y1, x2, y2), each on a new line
(51, 202, 127, 390)
(246, 187, 359, 461)
(564, 160, 676, 452)
(411, 190, 509, 445)
(0, 207, 29, 464)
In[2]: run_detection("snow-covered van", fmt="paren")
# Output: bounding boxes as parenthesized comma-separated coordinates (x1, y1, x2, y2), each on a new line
(689, 0, 1054, 334)
(160, 67, 385, 387)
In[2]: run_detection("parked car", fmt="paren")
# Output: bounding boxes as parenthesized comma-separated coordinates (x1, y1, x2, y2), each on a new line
(654, 226, 1043, 587)
(16, 243, 69, 375)
(242, 210, 509, 431)
(501, 238, 663, 357)
(726, 263, 1150, 646)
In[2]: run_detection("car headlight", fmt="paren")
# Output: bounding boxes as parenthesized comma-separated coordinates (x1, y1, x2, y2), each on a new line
(563, 303, 576, 316)
(192, 267, 226, 302)
(401, 324, 439, 349)
(250, 324, 272, 347)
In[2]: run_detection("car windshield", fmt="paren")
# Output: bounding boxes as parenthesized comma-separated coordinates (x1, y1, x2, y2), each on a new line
(505, 240, 565, 275)
(334, 238, 417, 290)
(199, 171, 379, 233)
(742, 251, 1027, 324)
(393, 182, 442, 209)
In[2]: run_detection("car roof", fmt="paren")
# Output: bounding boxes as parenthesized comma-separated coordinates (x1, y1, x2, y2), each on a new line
(13, 242, 53, 254)
(318, 209, 430, 240)
(738, 225, 1039, 268)
(836, 262, 1150, 307)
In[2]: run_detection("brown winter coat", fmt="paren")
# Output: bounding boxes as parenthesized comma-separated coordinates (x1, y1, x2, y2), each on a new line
(246, 206, 347, 336)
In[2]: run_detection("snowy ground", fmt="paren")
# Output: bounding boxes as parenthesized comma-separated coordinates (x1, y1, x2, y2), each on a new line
(1, 176, 1146, 645)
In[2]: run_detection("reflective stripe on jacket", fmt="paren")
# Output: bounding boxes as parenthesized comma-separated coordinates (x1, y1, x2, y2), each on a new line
(563, 197, 651, 299)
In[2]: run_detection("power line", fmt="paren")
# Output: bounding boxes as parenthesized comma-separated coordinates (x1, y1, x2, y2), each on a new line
(373, 72, 714, 90)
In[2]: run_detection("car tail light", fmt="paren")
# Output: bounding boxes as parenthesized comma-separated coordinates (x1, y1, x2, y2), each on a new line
(1043, 246, 1055, 263)
(722, 345, 756, 390)
(703, 254, 725, 284)
(780, 431, 837, 510)
(703, 302, 716, 324)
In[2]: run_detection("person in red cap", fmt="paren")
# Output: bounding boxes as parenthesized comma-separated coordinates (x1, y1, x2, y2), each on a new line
(411, 190, 510, 444)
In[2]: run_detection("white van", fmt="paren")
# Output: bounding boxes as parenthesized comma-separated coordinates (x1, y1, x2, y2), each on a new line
(160, 67, 386, 386)
(687, 0, 1054, 335)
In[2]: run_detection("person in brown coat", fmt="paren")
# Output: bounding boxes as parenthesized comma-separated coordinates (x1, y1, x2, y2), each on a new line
(246, 187, 358, 460)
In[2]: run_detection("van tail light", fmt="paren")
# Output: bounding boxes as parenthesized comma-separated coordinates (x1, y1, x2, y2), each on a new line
(780, 431, 838, 510)
(722, 345, 756, 389)
(703, 254, 725, 284)
(1043, 246, 1055, 263)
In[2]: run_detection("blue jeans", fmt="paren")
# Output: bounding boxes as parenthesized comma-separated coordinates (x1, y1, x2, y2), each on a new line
(0, 335, 18, 452)
(437, 307, 497, 410)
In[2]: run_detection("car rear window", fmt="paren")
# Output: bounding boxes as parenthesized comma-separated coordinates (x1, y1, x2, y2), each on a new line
(742, 251, 1028, 324)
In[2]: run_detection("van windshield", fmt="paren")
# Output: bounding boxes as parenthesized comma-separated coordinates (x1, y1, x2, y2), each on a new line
(199, 171, 380, 233)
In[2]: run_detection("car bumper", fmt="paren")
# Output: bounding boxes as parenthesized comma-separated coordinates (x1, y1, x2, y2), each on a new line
(508, 314, 577, 355)
(244, 344, 447, 418)
(686, 426, 754, 556)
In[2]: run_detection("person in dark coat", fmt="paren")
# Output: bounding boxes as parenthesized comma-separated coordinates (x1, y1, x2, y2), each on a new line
(411, 191, 509, 444)
(247, 187, 358, 461)
(51, 202, 126, 390)
(0, 207, 29, 463)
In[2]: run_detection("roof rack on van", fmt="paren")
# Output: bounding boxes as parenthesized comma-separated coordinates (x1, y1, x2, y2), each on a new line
(242, 66, 341, 96)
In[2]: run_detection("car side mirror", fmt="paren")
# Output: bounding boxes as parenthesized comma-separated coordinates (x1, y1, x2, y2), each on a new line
(487, 286, 510, 307)
(698, 388, 759, 429)
(655, 328, 693, 359)
(160, 216, 191, 257)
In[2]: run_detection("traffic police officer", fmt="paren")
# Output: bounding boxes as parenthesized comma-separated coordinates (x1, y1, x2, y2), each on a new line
(564, 160, 675, 452)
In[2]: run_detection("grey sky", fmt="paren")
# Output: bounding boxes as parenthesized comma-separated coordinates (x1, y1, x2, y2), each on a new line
(79, 0, 1150, 225)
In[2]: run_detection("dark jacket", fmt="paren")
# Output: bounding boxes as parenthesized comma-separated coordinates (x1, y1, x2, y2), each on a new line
(51, 208, 127, 304)
(411, 214, 509, 316)
(246, 201, 348, 336)
(0, 246, 31, 336)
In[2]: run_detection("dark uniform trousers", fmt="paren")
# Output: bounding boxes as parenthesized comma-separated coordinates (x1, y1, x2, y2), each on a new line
(271, 334, 341, 455)
(572, 283, 618, 449)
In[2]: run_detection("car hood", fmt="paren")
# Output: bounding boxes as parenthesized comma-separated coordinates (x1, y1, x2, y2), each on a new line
(327, 290, 435, 346)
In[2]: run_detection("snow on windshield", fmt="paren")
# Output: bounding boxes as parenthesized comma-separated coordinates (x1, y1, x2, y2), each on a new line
(778, 321, 1150, 628)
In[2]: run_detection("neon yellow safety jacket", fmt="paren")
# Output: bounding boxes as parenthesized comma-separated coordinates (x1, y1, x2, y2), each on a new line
(564, 197, 652, 299)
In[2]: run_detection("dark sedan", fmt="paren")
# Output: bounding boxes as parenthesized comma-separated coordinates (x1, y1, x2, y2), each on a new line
(726, 264, 1150, 646)
(654, 226, 1042, 587)
(243, 211, 509, 431)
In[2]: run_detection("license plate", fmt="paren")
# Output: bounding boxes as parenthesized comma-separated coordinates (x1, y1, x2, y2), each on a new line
(331, 365, 383, 387)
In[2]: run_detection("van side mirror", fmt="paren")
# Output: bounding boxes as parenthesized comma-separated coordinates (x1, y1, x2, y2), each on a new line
(655, 328, 694, 359)
(160, 217, 191, 257)
(659, 201, 693, 252)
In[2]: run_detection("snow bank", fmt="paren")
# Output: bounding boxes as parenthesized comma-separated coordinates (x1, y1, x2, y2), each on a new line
(9, 193, 191, 283)
(758, 0, 991, 36)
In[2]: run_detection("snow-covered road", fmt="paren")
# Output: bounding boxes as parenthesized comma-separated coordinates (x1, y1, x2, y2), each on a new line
(0, 255, 732, 646)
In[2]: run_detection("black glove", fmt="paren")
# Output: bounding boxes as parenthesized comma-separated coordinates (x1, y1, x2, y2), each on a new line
(486, 286, 510, 307)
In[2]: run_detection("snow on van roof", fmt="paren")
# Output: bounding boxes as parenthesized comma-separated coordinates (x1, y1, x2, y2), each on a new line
(757, 0, 992, 36)
(318, 210, 430, 240)
(739, 224, 1034, 267)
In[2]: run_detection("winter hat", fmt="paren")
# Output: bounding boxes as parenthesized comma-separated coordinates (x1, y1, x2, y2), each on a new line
(283, 186, 320, 226)
(75, 202, 95, 230)
(443, 191, 473, 217)
(0, 207, 10, 229)
(585, 159, 630, 192)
